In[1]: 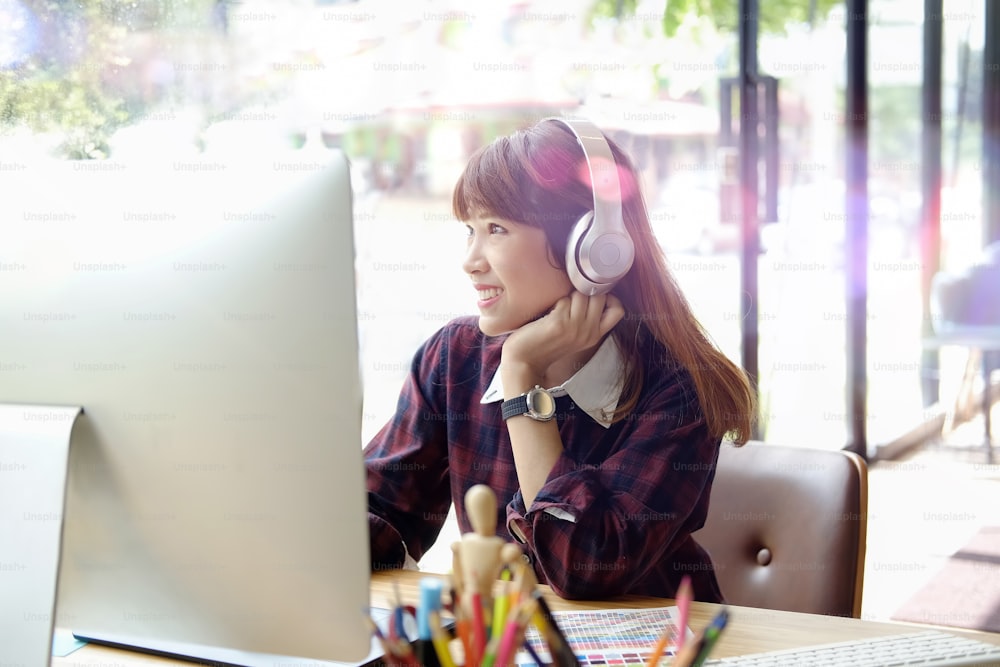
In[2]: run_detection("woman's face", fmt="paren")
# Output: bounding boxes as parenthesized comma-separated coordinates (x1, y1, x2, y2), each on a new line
(462, 215, 574, 336)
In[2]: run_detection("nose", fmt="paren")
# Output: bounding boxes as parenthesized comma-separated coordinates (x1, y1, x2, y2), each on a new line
(462, 235, 487, 276)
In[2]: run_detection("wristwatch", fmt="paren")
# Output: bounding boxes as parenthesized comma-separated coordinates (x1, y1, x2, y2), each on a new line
(501, 385, 556, 421)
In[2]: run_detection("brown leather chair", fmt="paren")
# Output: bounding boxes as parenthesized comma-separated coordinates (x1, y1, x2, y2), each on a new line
(692, 441, 868, 617)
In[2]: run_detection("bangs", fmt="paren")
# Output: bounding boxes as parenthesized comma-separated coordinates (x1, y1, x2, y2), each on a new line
(452, 138, 526, 223)
(451, 132, 585, 230)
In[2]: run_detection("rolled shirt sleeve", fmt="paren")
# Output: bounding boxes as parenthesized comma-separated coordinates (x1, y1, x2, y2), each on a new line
(506, 381, 721, 600)
(364, 331, 453, 568)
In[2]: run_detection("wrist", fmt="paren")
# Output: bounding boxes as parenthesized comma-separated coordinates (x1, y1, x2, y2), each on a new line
(501, 385, 556, 422)
(499, 360, 543, 399)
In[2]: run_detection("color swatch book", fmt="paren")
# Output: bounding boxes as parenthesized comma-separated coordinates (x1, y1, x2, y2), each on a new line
(515, 606, 692, 667)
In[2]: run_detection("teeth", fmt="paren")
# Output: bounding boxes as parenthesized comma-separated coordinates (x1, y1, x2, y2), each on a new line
(477, 288, 503, 300)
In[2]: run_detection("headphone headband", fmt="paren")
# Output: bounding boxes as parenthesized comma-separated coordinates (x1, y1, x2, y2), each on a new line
(546, 117, 624, 234)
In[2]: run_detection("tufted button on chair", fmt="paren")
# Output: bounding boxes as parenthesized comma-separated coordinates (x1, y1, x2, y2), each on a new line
(692, 441, 868, 618)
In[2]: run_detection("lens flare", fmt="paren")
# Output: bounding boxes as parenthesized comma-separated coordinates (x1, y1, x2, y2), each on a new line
(575, 155, 639, 203)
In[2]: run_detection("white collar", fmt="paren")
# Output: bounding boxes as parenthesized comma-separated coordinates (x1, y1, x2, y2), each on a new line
(480, 335, 624, 428)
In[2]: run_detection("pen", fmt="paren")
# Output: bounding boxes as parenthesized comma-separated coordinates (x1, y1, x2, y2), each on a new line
(644, 607, 681, 667)
(480, 633, 502, 667)
(669, 608, 728, 667)
(494, 596, 538, 667)
(690, 608, 728, 667)
(668, 634, 702, 667)
(389, 604, 418, 645)
(472, 590, 488, 666)
(363, 612, 394, 658)
(418, 578, 444, 639)
(521, 635, 546, 667)
(428, 609, 458, 667)
(454, 609, 472, 667)
(492, 568, 512, 640)
(675, 575, 693, 651)
(364, 612, 415, 667)
(389, 579, 408, 645)
(418, 578, 445, 667)
(531, 589, 579, 667)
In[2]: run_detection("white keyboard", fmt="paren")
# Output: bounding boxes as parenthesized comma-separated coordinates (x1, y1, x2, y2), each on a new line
(702, 630, 1000, 666)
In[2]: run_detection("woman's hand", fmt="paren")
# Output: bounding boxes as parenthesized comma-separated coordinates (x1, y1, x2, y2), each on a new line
(500, 291, 625, 389)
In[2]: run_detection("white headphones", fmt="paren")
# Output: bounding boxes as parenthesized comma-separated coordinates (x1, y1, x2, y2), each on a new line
(545, 117, 635, 296)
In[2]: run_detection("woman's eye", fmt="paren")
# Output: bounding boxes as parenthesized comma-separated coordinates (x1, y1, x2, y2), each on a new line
(489, 223, 507, 234)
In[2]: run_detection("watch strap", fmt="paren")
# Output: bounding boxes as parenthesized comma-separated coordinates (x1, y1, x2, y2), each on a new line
(501, 394, 530, 421)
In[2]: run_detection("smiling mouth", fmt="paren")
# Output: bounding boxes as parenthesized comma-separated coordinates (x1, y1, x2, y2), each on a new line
(477, 287, 503, 300)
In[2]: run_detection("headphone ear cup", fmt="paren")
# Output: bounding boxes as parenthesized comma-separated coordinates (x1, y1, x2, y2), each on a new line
(566, 209, 635, 296)
(586, 231, 634, 279)
(566, 210, 604, 296)
(546, 116, 635, 295)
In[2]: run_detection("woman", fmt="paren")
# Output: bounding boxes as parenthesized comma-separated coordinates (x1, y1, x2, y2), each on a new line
(364, 118, 756, 602)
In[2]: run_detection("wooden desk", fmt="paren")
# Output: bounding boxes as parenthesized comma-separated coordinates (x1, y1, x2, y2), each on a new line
(56, 569, 1000, 665)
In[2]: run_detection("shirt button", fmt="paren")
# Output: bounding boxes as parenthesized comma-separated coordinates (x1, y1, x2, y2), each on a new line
(521, 553, 532, 566)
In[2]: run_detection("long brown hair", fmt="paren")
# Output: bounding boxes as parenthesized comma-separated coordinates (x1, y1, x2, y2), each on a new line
(452, 119, 757, 444)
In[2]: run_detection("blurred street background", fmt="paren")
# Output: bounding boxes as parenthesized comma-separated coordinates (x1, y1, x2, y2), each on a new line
(5, 0, 989, 454)
(4, 0, 998, 625)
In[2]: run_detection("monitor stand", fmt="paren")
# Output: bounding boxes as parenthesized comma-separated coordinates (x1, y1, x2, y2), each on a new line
(0, 404, 82, 667)
(73, 606, 407, 667)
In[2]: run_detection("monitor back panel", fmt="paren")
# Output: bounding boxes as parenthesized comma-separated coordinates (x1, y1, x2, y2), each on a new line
(0, 154, 372, 662)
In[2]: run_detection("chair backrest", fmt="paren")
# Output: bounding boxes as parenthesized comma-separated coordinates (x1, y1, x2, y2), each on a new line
(691, 441, 868, 618)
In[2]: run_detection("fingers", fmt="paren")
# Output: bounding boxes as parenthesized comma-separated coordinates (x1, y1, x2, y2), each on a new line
(537, 293, 625, 344)
(501, 293, 627, 377)
(558, 291, 597, 332)
(599, 295, 626, 335)
(563, 292, 625, 341)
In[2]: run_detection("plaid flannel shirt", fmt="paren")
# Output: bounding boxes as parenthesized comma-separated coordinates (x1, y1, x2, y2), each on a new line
(364, 316, 723, 602)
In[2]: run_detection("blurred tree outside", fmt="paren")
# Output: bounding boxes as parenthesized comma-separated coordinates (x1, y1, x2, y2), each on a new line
(590, 0, 842, 38)
(3, 0, 978, 175)
(3, 0, 846, 161)
(0, 0, 260, 159)
(2, 0, 133, 158)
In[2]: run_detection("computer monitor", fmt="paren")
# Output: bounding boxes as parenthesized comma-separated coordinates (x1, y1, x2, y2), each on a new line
(1, 151, 373, 665)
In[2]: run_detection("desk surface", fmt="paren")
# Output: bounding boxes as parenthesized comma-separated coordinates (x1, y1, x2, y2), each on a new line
(57, 569, 1000, 665)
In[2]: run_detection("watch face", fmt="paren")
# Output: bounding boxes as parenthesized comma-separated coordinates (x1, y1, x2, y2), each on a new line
(527, 387, 556, 419)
